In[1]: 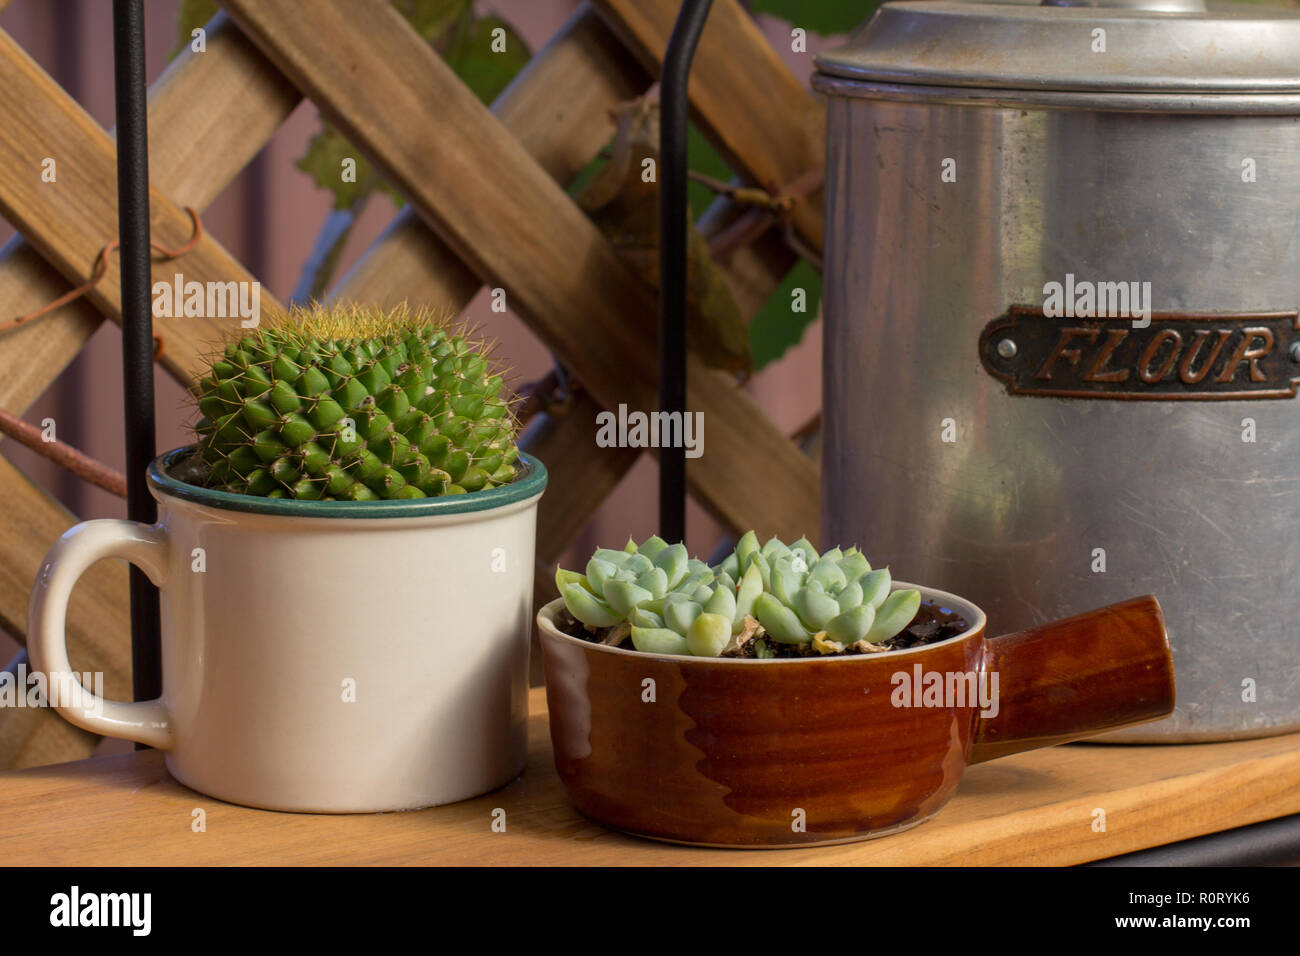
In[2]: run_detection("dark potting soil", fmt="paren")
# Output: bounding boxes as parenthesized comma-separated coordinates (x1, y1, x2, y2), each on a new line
(553, 600, 969, 658)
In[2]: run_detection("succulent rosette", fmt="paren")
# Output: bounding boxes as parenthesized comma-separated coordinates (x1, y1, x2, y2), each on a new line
(557, 531, 922, 658)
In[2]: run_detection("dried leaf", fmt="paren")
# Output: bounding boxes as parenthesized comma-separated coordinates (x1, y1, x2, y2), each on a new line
(721, 614, 762, 657)
(852, 637, 891, 654)
(600, 622, 632, 646)
(812, 632, 846, 656)
(736, 614, 761, 646)
(576, 99, 752, 375)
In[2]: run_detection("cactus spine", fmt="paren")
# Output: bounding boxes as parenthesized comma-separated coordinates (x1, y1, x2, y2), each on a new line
(193, 303, 519, 500)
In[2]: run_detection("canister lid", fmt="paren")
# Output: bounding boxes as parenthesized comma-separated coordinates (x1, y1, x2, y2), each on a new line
(813, 1, 1300, 93)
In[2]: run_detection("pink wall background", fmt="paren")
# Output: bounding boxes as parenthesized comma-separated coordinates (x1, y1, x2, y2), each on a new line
(0, 0, 837, 668)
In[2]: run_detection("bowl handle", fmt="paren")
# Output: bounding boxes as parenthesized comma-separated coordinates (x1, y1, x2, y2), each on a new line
(968, 594, 1174, 763)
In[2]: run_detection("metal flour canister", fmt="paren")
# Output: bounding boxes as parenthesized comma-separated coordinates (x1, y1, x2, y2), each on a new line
(814, 0, 1300, 740)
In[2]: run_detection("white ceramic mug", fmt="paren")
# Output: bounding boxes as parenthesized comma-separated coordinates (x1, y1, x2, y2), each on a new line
(28, 447, 547, 812)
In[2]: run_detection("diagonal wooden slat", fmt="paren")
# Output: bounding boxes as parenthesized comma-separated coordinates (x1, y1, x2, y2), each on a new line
(0, 455, 133, 670)
(0, 455, 131, 769)
(328, 9, 801, 641)
(524, 195, 801, 624)
(335, 4, 647, 310)
(0, 6, 642, 760)
(220, 0, 820, 542)
(0, 0, 823, 766)
(591, 0, 825, 256)
(0, 16, 297, 768)
(0, 12, 300, 415)
(0, 650, 99, 769)
(0, 6, 643, 764)
(327, 5, 649, 626)
(0, 242, 100, 416)
(0, 24, 290, 394)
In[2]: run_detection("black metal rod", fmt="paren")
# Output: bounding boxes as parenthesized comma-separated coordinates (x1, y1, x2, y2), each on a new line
(658, 0, 712, 544)
(112, 0, 161, 723)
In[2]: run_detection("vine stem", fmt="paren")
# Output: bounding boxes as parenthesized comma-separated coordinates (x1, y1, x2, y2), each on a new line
(0, 406, 128, 499)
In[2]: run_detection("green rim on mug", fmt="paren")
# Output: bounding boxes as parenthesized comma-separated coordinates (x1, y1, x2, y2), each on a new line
(148, 446, 548, 519)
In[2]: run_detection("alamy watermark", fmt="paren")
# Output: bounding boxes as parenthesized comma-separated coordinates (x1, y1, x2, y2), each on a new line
(49, 886, 150, 936)
(891, 664, 999, 718)
(595, 403, 704, 459)
(152, 272, 260, 327)
(1043, 272, 1152, 328)
(0, 663, 103, 717)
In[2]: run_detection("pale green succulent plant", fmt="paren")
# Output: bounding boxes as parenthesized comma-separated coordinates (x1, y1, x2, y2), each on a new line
(556, 535, 732, 656)
(557, 531, 924, 658)
(713, 531, 921, 652)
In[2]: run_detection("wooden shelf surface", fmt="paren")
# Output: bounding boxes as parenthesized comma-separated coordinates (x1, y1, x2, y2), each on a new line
(3, 688, 1298, 865)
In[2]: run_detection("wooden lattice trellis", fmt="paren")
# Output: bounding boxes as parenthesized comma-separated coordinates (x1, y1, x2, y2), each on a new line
(0, 0, 825, 769)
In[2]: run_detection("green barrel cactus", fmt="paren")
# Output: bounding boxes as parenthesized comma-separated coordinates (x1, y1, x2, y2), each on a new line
(193, 303, 520, 500)
(557, 531, 923, 657)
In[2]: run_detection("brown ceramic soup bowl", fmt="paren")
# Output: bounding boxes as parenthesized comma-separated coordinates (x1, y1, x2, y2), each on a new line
(537, 585, 1173, 848)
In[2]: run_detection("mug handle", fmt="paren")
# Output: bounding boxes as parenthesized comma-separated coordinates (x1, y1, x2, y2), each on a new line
(969, 594, 1174, 763)
(26, 519, 174, 750)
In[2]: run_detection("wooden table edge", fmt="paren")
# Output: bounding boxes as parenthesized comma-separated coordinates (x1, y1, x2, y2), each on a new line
(2, 688, 1298, 866)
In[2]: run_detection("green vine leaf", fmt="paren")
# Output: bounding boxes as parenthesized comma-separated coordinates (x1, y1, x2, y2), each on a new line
(296, 124, 402, 211)
(391, 0, 473, 43)
(443, 15, 532, 105)
(288, 4, 529, 214)
(171, 0, 219, 59)
(749, 0, 881, 37)
(173, 0, 531, 291)
(750, 259, 821, 370)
